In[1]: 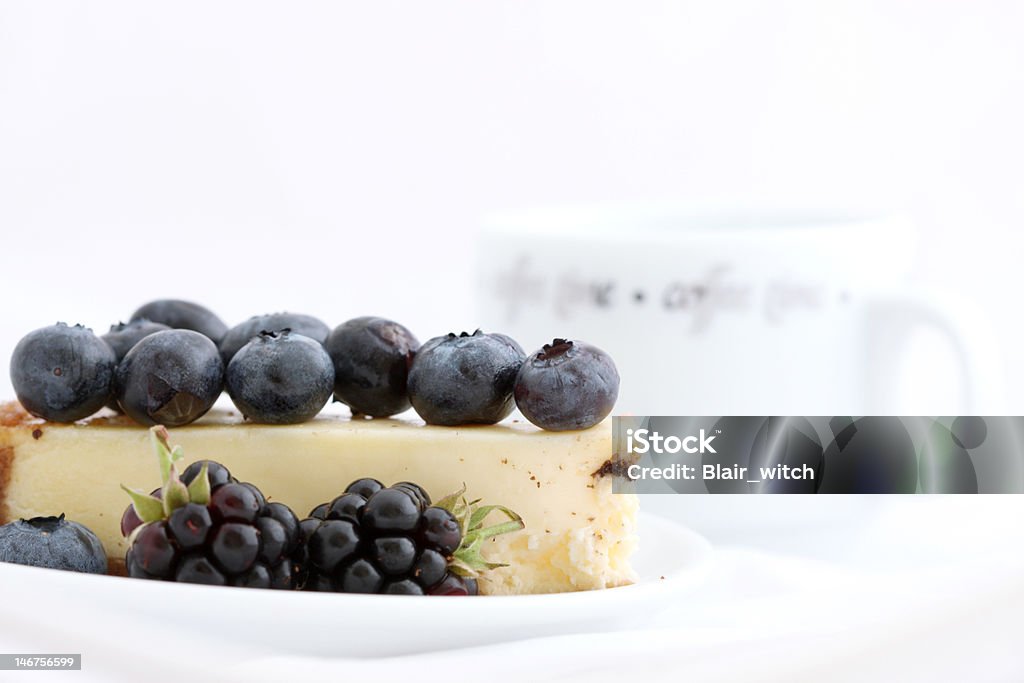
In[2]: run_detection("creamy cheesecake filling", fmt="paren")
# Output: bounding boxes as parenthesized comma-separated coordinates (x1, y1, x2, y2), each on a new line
(0, 403, 637, 595)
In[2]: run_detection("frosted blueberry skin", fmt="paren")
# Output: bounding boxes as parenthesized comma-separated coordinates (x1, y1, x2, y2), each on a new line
(226, 331, 334, 424)
(514, 339, 619, 431)
(10, 323, 116, 422)
(101, 320, 172, 412)
(407, 330, 525, 426)
(218, 312, 330, 366)
(102, 319, 172, 360)
(325, 316, 419, 418)
(130, 299, 228, 344)
(115, 329, 224, 427)
(0, 515, 107, 574)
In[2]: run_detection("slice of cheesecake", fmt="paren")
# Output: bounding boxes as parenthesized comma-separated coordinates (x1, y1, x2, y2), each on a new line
(0, 401, 637, 595)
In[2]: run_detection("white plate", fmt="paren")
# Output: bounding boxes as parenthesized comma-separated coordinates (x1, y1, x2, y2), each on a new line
(0, 512, 711, 657)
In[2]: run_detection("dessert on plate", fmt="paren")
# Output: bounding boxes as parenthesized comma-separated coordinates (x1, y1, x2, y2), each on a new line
(0, 301, 636, 596)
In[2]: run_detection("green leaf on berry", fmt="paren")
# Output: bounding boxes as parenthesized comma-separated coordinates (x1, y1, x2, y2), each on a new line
(120, 485, 165, 524)
(435, 485, 525, 579)
(186, 462, 211, 505)
(121, 426, 211, 525)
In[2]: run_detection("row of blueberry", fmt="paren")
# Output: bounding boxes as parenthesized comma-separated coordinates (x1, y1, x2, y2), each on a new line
(9, 299, 619, 430)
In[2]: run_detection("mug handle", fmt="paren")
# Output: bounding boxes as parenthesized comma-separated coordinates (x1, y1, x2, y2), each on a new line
(863, 290, 1004, 413)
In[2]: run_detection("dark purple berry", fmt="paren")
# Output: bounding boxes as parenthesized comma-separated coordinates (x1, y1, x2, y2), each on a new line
(372, 536, 417, 576)
(514, 339, 619, 431)
(325, 316, 419, 417)
(362, 488, 420, 535)
(269, 559, 294, 589)
(309, 503, 329, 520)
(181, 460, 234, 489)
(167, 503, 213, 550)
(383, 579, 424, 595)
(308, 520, 360, 573)
(393, 482, 431, 510)
(419, 507, 461, 556)
(429, 572, 472, 596)
(176, 555, 227, 585)
(340, 558, 383, 593)
(133, 523, 176, 578)
(231, 563, 272, 588)
(256, 517, 288, 565)
(326, 493, 366, 523)
(210, 483, 261, 523)
(345, 478, 383, 499)
(210, 523, 260, 574)
(412, 549, 447, 589)
(407, 330, 524, 426)
(240, 482, 266, 508)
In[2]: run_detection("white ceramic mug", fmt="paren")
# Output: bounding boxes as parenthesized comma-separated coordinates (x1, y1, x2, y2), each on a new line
(476, 202, 1002, 416)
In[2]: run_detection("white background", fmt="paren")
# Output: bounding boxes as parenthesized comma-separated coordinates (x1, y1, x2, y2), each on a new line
(1, 3, 1023, 680)
(1, 0, 1022, 410)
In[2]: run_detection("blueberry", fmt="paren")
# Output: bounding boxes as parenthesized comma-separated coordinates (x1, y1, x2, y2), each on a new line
(225, 331, 334, 424)
(325, 317, 419, 418)
(102, 320, 172, 361)
(101, 320, 171, 412)
(10, 323, 116, 422)
(514, 339, 619, 431)
(407, 330, 525, 426)
(0, 514, 107, 574)
(218, 312, 330, 366)
(115, 329, 224, 426)
(130, 299, 228, 344)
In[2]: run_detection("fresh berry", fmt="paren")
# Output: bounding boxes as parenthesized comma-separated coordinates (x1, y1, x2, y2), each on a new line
(429, 572, 478, 596)
(10, 323, 116, 422)
(130, 299, 228, 344)
(225, 331, 333, 424)
(101, 320, 172, 412)
(345, 477, 384, 499)
(514, 339, 619, 431)
(418, 507, 461, 555)
(102, 320, 172, 360)
(122, 427, 302, 589)
(393, 481, 431, 511)
(0, 514, 107, 574)
(361, 487, 421, 534)
(115, 329, 224, 427)
(325, 317, 419, 417)
(407, 330, 525, 426)
(218, 312, 330, 365)
(298, 481, 523, 596)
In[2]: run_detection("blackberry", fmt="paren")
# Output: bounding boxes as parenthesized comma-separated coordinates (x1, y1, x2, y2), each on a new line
(298, 479, 523, 595)
(122, 427, 301, 589)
